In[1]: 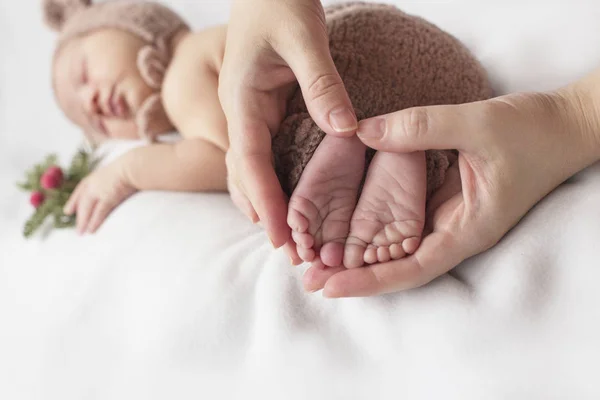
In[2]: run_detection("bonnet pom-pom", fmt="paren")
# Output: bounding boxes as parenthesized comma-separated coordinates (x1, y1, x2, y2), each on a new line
(43, 0, 92, 31)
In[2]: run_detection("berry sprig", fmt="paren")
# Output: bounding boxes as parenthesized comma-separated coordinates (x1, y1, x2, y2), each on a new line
(17, 150, 96, 238)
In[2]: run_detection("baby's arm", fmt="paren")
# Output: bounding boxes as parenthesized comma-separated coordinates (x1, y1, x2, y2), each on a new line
(125, 37, 232, 192)
(120, 139, 227, 192)
(65, 140, 226, 235)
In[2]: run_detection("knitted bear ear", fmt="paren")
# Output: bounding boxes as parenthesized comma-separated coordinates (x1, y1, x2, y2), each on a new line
(137, 45, 169, 89)
(43, 0, 92, 32)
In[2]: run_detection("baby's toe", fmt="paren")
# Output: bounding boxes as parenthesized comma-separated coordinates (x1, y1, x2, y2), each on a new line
(292, 231, 314, 249)
(389, 243, 406, 260)
(364, 246, 378, 265)
(402, 237, 421, 255)
(343, 241, 367, 269)
(376, 246, 391, 263)
(298, 246, 316, 262)
(287, 207, 310, 233)
(320, 241, 344, 267)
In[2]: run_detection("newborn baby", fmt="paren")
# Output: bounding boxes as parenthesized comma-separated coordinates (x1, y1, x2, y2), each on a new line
(47, 0, 490, 268)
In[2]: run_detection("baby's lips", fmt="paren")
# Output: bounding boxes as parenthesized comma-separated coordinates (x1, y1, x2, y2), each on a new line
(110, 93, 130, 118)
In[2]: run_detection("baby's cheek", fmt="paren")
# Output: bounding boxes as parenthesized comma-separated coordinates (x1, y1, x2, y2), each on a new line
(127, 76, 156, 111)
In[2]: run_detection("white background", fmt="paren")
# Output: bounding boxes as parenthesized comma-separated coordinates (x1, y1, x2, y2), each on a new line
(2, 1, 600, 399)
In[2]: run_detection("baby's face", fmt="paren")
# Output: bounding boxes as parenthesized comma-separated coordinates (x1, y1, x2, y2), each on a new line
(53, 29, 156, 141)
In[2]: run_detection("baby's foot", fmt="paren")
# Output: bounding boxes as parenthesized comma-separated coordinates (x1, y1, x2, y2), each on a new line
(287, 135, 365, 267)
(344, 151, 427, 268)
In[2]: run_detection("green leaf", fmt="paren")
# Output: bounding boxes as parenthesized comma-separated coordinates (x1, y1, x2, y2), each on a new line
(53, 212, 76, 229)
(20, 148, 94, 238)
(23, 197, 58, 238)
(17, 182, 32, 191)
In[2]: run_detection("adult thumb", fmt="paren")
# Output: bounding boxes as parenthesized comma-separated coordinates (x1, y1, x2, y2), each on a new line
(284, 36, 358, 137)
(357, 103, 479, 152)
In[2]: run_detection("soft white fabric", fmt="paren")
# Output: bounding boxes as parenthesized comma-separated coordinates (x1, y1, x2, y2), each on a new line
(2, 1, 600, 398)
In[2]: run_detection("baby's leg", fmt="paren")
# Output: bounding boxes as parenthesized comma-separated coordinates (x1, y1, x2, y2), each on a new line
(344, 151, 427, 268)
(287, 134, 366, 267)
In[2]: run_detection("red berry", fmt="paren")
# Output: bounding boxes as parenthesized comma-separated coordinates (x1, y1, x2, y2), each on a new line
(46, 166, 64, 181)
(40, 166, 64, 189)
(30, 191, 45, 208)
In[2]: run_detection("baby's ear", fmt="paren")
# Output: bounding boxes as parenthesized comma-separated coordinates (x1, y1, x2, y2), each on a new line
(43, 0, 92, 32)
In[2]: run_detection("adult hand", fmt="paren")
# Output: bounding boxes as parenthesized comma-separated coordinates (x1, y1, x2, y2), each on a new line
(303, 86, 600, 297)
(219, 0, 358, 248)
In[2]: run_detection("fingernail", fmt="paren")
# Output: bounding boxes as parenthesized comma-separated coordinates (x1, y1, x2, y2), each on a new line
(329, 107, 358, 133)
(304, 283, 320, 293)
(322, 284, 342, 298)
(357, 118, 386, 139)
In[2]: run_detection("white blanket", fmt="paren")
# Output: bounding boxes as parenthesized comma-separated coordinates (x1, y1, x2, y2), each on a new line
(2, 1, 600, 398)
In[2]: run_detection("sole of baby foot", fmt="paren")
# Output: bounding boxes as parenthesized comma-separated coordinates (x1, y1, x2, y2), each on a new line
(287, 134, 366, 267)
(343, 151, 427, 269)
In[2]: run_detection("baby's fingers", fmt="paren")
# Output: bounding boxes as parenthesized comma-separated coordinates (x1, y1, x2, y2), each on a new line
(76, 195, 97, 235)
(64, 183, 84, 215)
(86, 202, 113, 234)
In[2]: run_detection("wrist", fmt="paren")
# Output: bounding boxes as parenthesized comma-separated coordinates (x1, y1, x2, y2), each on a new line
(562, 71, 600, 161)
(114, 151, 138, 190)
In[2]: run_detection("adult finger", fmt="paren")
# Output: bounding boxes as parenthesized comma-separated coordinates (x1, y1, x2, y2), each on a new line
(226, 99, 290, 247)
(303, 260, 346, 293)
(228, 170, 259, 223)
(282, 240, 302, 266)
(357, 103, 484, 153)
(283, 29, 357, 137)
(322, 229, 473, 298)
(237, 151, 290, 247)
(231, 189, 258, 224)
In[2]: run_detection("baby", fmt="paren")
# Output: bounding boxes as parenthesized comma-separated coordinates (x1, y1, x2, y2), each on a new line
(47, 0, 488, 269)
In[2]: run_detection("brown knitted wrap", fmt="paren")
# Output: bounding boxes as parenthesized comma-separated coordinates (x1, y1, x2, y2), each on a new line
(272, 2, 492, 199)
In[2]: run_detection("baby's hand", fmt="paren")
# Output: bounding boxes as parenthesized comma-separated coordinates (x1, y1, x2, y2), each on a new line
(64, 160, 137, 235)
